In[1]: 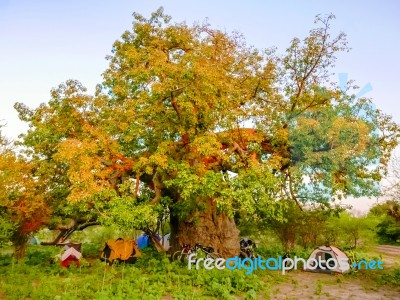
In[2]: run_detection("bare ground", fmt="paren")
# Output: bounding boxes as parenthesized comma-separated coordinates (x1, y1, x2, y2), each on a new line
(270, 271, 399, 300)
(269, 245, 400, 300)
(375, 245, 400, 268)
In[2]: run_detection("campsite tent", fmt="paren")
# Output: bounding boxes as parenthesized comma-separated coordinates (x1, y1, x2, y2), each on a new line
(29, 236, 40, 245)
(60, 247, 82, 268)
(162, 233, 170, 251)
(100, 238, 140, 265)
(136, 234, 151, 248)
(136, 233, 162, 248)
(305, 245, 350, 274)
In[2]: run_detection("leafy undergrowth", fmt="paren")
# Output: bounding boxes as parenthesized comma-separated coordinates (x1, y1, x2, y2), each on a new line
(376, 267, 400, 286)
(343, 265, 400, 292)
(0, 247, 285, 300)
(255, 245, 311, 259)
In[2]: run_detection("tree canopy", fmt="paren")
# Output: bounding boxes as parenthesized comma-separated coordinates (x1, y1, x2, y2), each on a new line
(0, 127, 50, 257)
(6, 8, 400, 256)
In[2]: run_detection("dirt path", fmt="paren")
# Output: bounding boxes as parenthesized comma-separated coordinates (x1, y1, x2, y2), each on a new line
(375, 245, 400, 269)
(375, 245, 400, 268)
(269, 246, 400, 300)
(375, 245, 400, 256)
(269, 271, 399, 300)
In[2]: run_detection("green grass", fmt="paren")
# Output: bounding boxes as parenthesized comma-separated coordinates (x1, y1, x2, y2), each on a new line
(376, 268, 400, 286)
(0, 247, 280, 300)
(1, 243, 399, 299)
(314, 280, 323, 295)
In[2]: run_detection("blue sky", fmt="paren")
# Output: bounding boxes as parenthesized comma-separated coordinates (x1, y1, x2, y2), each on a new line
(1, 0, 399, 139)
(0, 0, 399, 210)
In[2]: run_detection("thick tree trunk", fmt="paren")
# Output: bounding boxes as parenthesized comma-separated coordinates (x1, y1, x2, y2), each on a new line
(280, 229, 296, 252)
(12, 232, 29, 260)
(170, 198, 240, 258)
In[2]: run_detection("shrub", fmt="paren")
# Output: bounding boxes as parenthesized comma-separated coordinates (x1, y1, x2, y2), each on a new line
(377, 268, 400, 286)
(25, 245, 60, 265)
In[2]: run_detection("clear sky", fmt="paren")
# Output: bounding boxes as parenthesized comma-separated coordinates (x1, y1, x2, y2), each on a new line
(0, 0, 399, 211)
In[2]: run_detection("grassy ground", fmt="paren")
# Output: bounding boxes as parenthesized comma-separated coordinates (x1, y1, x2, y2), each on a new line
(0, 247, 284, 300)
(0, 245, 399, 299)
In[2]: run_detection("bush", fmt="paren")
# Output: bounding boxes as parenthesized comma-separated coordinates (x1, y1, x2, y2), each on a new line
(377, 268, 400, 286)
(345, 249, 381, 265)
(376, 218, 400, 244)
(255, 245, 284, 258)
(81, 243, 102, 258)
(25, 245, 60, 265)
(0, 254, 13, 266)
(0, 217, 14, 247)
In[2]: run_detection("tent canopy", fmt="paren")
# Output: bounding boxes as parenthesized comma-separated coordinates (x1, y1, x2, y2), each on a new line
(61, 247, 82, 261)
(101, 238, 140, 264)
(305, 245, 350, 274)
(136, 233, 163, 249)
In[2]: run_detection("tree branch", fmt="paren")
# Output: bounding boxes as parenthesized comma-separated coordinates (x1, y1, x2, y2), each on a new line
(288, 172, 303, 211)
(41, 221, 100, 245)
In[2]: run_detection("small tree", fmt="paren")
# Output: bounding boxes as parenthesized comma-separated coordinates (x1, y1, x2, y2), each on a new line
(370, 201, 400, 243)
(0, 128, 50, 258)
(329, 212, 378, 249)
